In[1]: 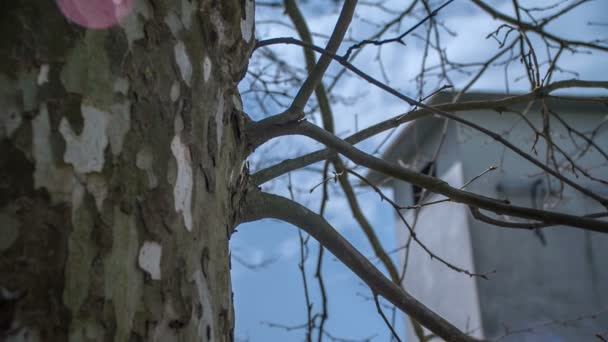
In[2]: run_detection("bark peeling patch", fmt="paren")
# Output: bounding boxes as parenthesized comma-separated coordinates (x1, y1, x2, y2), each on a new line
(181, 0, 195, 30)
(32, 105, 75, 201)
(119, 0, 153, 48)
(210, 10, 227, 46)
(203, 57, 212, 83)
(170, 115, 193, 232)
(60, 105, 110, 173)
(240, 0, 254, 42)
(192, 270, 214, 341)
(229, 160, 246, 186)
(232, 95, 242, 111)
(114, 77, 130, 95)
(59, 102, 131, 174)
(105, 208, 142, 342)
(138, 241, 162, 280)
(174, 41, 192, 87)
(0, 107, 22, 139)
(170, 82, 181, 102)
(164, 12, 183, 37)
(37, 64, 50, 85)
(136, 147, 158, 189)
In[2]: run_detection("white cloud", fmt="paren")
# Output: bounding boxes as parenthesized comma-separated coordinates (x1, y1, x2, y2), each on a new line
(277, 236, 300, 259)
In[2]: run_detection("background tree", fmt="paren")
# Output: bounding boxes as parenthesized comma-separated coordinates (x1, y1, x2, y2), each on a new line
(1, 1, 607, 342)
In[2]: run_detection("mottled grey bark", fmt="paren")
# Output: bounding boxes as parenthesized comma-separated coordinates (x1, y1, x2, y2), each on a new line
(0, 0, 254, 341)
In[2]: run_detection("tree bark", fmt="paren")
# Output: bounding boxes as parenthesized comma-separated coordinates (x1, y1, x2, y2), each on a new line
(0, 0, 254, 341)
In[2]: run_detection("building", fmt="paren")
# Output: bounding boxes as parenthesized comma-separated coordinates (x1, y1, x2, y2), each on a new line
(368, 92, 608, 341)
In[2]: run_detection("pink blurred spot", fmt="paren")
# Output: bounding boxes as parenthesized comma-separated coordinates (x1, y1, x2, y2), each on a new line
(56, 0, 134, 29)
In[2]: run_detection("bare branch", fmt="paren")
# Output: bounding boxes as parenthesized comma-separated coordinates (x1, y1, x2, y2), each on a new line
(334, 162, 402, 282)
(471, 0, 608, 53)
(274, 0, 357, 124)
(239, 189, 481, 342)
(283, 0, 339, 132)
(251, 36, 608, 206)
(283, 5, 438, 336)
(373, 293, 403, 342)
(469, 207, 608, 230)
(252, 88, 608, 185)
(257, 120, 608, 231)
(349, 169, 494, 279)
(343, 0, 453, 60)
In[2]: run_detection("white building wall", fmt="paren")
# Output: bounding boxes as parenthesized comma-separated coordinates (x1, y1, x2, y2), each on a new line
(392, 104, 608, 341)
(456, 109, 608, 341)
(395, 162, 484, 341)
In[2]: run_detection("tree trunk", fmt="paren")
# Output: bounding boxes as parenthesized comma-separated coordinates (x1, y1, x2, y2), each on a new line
(0, 0, 254, 340)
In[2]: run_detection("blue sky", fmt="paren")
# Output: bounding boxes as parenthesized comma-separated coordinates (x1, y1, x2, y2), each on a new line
(232, 1, 608, 341)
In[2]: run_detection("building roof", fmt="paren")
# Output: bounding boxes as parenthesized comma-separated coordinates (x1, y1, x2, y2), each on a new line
(365, 91, 607, 185)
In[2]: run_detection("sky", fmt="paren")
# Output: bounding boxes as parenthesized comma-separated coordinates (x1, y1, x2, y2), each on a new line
(231, 1, 608, 341)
